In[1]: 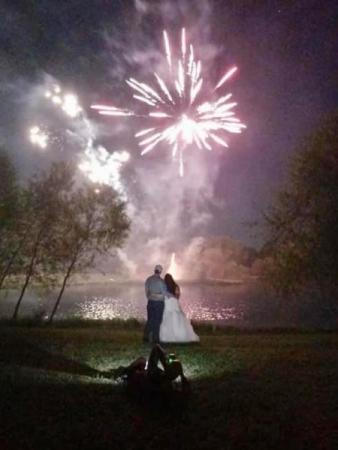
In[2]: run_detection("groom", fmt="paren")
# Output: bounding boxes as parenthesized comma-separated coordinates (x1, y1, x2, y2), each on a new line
(144, 264, 167, 344)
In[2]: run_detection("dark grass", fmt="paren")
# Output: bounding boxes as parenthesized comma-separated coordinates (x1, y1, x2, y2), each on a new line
(0, 324, 337, 450)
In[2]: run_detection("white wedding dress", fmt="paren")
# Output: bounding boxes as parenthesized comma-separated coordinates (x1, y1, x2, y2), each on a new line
(160, 295, 200, 343)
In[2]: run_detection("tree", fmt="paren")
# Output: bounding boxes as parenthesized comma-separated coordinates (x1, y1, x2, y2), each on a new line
(0, 190, 30, 290)
(11, 162, 75, 319)
(0, 149, 22, 289)
(0, 148, 17, 230)
(0, 156, 130, 321)
(263, 114, 338, 311)
(48, 183, 130, 323)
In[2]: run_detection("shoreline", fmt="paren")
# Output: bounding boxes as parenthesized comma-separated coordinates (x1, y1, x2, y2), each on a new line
(0, 317, 337, 333)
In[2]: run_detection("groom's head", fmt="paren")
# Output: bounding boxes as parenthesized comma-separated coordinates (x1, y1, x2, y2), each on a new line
(154, 264, 163, 275)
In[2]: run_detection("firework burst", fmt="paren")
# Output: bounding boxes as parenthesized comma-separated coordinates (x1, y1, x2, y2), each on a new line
(92, 28, 246, 175)
(28, 81, 129, 193)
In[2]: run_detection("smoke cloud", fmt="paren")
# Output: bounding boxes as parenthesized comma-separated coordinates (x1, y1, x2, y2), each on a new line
(99, 0, 235, 274)
(1, 0, 246, 277)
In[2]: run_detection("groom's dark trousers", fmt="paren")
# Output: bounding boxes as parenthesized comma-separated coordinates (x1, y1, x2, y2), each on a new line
(146, 300, 164, 344)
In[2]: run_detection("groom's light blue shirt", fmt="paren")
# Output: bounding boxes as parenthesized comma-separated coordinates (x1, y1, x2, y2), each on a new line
(145, 274, 167, 301)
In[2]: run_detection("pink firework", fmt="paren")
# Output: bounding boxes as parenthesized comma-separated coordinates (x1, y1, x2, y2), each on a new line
(92, 28, 246, 176)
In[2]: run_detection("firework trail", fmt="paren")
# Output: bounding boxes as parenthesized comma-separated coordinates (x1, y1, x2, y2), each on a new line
(92, 28, 246, 176)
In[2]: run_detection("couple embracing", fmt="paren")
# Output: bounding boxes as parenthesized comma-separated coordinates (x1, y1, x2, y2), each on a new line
(144, 264, 199, 344)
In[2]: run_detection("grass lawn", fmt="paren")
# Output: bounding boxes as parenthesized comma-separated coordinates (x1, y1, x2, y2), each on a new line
(0, 323, 337, 450)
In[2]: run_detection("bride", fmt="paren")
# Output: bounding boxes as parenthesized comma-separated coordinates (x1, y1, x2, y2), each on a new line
(160, 273, 199, 343)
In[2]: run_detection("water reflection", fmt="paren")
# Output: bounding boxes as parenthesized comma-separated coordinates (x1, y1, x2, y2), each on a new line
(79, 295, 142, 320)
(58, 282, 251, 323)
(0, 282, 251, 323)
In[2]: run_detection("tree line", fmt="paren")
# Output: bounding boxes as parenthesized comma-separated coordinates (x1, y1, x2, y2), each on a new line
(262, 114, 338, 313)
(0, 153, 130, 322)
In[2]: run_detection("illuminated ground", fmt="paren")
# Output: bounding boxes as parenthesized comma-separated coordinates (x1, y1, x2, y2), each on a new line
(0, 324, 337, 449)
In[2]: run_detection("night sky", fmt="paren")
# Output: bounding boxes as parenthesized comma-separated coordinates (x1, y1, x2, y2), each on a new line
(1, 0, 337, 257)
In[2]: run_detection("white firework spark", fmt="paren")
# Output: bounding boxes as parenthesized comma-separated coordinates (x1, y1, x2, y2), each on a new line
(29, 126, 48, 149)
(92, 28, 246, 176)
(78, 142, 130, 195)
(45, 85, 82, 118)
(167, 252, 181, 280)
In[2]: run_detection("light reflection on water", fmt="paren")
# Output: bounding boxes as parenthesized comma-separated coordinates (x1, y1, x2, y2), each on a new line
(0, 282, 252, 323)
(70, 283, 249, 322)
(79, 295, 142, 320)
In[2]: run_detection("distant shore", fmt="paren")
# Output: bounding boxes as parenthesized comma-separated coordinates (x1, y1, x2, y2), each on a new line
(68, 274, 260, 286)
(2, 274, 259, 289)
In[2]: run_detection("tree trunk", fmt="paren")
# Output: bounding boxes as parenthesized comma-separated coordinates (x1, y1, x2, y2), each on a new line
(12, 232, 41, 320)
(0, 257, 15, 289)
(0, 240, 24, 289)
(48, 255, 77, 324)
(12, 255, 37, 320)
(0, 234, 27, 289)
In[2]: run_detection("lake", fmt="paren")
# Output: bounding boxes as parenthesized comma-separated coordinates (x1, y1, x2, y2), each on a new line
(0, 282, 334, 328)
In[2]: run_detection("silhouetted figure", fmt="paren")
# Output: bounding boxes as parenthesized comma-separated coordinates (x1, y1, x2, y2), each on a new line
(102, 344, 190, 401)
(164, 273, 181, 298)
(159, 273, 199, 343)
(144, 264, 167, 343)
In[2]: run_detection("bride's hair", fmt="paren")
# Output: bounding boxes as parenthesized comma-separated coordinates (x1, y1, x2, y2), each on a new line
(164, 273, 178, 296)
